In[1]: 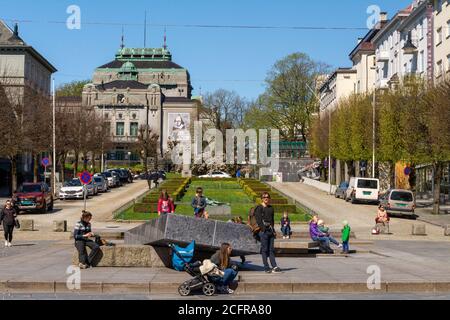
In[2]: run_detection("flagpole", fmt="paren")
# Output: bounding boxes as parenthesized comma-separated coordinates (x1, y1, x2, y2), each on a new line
(52, 78, 57, 196)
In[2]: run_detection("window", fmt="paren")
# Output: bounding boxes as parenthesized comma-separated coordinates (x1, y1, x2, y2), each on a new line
(419, 22, 424, 39)
(447, 54, 450, 72)
(447, 20, 450, 38)
(390, 191, 413, 202)
(357, 179, 378, 189)
(437, 60, 443, 77)
(130, 122, 139, 136)
(436, 0, 443, 13)
(419, 50, 425, 73)
(437, 27, 443, 45)
(116, 122, 125, 136)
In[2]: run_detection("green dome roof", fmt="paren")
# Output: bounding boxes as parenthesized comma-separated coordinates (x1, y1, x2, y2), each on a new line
(119, 61, 137, 73)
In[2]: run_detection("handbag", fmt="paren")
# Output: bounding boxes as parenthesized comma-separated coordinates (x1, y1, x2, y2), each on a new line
(14, 219, 20, 229)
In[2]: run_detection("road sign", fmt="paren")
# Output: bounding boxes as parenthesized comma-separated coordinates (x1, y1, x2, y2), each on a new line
(41, 157, 50, 167)
(79, 171, 92, 185)
(404, 167, 412, 176)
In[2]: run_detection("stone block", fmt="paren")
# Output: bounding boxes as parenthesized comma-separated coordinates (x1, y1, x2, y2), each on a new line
(412, 224, 426, 236)
(207, 205, 231, 217)
(124, 214, 260, 257)
(53, 220, 67, 232)
(19, 219, 34, 231)
(444, 225, 450, 236)
(72, 245, 167, 267)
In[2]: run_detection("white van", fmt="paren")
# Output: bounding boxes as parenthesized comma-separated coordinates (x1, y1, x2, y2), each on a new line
(345, 177, 380, 204)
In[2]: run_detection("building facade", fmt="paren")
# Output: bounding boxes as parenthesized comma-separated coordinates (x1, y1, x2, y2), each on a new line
(433, 0, 450, 82)
(0, 21, 57, 196)
(82, 47, 200, 165)
(318, 68, 357, 113)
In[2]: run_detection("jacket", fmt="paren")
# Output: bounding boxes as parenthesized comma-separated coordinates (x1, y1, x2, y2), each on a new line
(280, 217, 290, 227)
(73, 220, 92, 241)
(318, 225, 329, 234)
(254, 205, 275, 232)
(210, 250, 232, 270)
(191, 196, 206, 210)
(0, 207, 17, 225)
(157, 198, 174, 213)
(342, 225, 351, 242)
(309, 222, 325, 239)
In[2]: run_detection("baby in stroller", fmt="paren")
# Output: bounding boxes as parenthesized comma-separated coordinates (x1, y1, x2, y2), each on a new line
(171, 242, 238, 296)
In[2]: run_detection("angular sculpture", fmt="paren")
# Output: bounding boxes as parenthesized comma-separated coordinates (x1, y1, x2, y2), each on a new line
(124, 214, 260, 257)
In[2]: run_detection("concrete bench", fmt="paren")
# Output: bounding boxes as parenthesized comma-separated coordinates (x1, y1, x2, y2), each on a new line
(274, 240, 320, 255)
(72, 245, 169, 268)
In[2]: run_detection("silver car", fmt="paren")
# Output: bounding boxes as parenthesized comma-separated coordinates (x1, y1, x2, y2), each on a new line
(379, 189, 416, 216)
(93, 175, 108, 192)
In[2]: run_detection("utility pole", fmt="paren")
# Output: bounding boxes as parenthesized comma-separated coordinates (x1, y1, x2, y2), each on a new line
(328, 107, 332, 195)
(52, 78, 57, 196)
(372, 88, 376, 178)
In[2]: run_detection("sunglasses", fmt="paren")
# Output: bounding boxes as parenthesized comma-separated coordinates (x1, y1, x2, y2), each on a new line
(262, 196, 270, 199)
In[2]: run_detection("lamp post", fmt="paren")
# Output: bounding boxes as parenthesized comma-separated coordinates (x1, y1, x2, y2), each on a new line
(52, 78, 56, 197)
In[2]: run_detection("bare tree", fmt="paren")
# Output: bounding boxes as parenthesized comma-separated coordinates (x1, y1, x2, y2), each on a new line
(132, 125, 159, 189)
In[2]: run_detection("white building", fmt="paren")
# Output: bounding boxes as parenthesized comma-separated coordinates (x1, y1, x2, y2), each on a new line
(318, 68, 357, 114)
(372, 1, 432, 89)
(433, 0, 450, 82)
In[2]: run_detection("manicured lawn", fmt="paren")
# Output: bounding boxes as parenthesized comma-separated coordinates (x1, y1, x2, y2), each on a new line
(116, 178, 311, 222)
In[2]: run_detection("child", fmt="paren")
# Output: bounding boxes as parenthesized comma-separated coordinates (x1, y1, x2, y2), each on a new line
(341, 220, 351, 254)
(318, 220, 342, 248)
(157, 190, 175, 216)
(191, 187, 207, 218)
(280, 212, 291, 239)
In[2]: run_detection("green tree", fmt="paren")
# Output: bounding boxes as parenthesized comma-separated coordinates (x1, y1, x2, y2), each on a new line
(56, 80, 90, 97)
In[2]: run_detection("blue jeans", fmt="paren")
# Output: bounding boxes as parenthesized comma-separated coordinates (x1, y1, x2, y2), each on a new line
(342, 241, 349, 252)
(281, 225, 291, 237)
(328, 236, 340, 246)
(312, 236, 330, 246)
(218, 268, 238, 286)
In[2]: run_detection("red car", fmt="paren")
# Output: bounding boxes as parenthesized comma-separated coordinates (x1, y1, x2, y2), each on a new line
(13, 182, 54, 214)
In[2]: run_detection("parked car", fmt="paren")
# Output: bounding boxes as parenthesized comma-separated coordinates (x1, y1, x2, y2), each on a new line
(345, 177, 380, 204)
(86, 179, 98, 196)
(198, 171, 231, 179)
(93, 175, 108, 193)
(379, 189, 416, 216)
(101, 171, 116, 188)
(107, 169, 126, 185)
(59, 179, 86, 200)
(13, 182, 54, 214)
(335, 181, 349, 199)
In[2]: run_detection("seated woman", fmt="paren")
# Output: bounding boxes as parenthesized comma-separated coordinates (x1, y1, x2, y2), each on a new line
(374, 205, 390, 233)
(210, 243, 238, 294)
(74, 210, 100, 269)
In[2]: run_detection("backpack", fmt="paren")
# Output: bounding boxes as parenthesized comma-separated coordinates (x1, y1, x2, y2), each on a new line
(247, 206, 261, 236)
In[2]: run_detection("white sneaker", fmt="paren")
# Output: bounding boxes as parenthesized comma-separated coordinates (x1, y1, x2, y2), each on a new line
(7, 242, 12, 247)
(4, 240, 8, 247)
(338, 244, 343, 248)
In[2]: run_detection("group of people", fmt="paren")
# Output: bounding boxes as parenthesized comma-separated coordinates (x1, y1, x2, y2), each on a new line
(309, 214, 351, 254)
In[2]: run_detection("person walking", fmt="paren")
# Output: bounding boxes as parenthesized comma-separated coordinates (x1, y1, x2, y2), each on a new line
(157, 190, 175, 216)
(191, 187, 207, 218)
(74, 210, 100, 269)
(254, 192, 281, 273)
(210, 243, 238, 294)
(0, 200, 18, 247)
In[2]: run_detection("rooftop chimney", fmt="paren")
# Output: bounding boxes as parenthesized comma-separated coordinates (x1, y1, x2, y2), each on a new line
(13, 23, 18, 37)
(380, 12, 388, 23)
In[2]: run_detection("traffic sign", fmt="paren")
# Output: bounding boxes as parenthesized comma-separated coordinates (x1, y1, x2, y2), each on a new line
(41, 157, 50, 167)
(404, 167, 412, 176)
(79, 171, 93, 185)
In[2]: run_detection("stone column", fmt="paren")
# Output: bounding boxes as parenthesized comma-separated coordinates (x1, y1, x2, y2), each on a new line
(336, 160, 342, 185)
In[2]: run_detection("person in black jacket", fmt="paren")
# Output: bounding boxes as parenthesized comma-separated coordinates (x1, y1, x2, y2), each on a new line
(74, 210, 100, 269)
(254, 192, 281, 273)
(0, 200, 17, 247)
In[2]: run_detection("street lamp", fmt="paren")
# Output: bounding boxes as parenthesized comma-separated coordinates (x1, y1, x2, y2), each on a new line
(127, 151, 132, 169)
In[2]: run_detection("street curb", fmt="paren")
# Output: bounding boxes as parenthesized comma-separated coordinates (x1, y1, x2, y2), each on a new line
(2, 280, 450, 294)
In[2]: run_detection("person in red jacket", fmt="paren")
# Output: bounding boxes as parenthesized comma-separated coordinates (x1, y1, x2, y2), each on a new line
(157, 190, 175, 216)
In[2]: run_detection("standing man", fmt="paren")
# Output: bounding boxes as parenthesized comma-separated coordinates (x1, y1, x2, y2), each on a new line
(254, 192, 281, 273)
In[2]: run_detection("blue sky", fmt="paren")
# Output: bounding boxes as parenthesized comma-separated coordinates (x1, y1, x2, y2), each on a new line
(1, 0, 412, 100)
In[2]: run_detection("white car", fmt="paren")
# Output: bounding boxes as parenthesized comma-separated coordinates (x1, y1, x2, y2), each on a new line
(345, 177, 380, 204)
(198, 171, 231, 179)
(59, 179, 86, 200)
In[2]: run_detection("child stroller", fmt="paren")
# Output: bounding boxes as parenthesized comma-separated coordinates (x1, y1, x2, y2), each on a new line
(169, 243, 216, 296)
